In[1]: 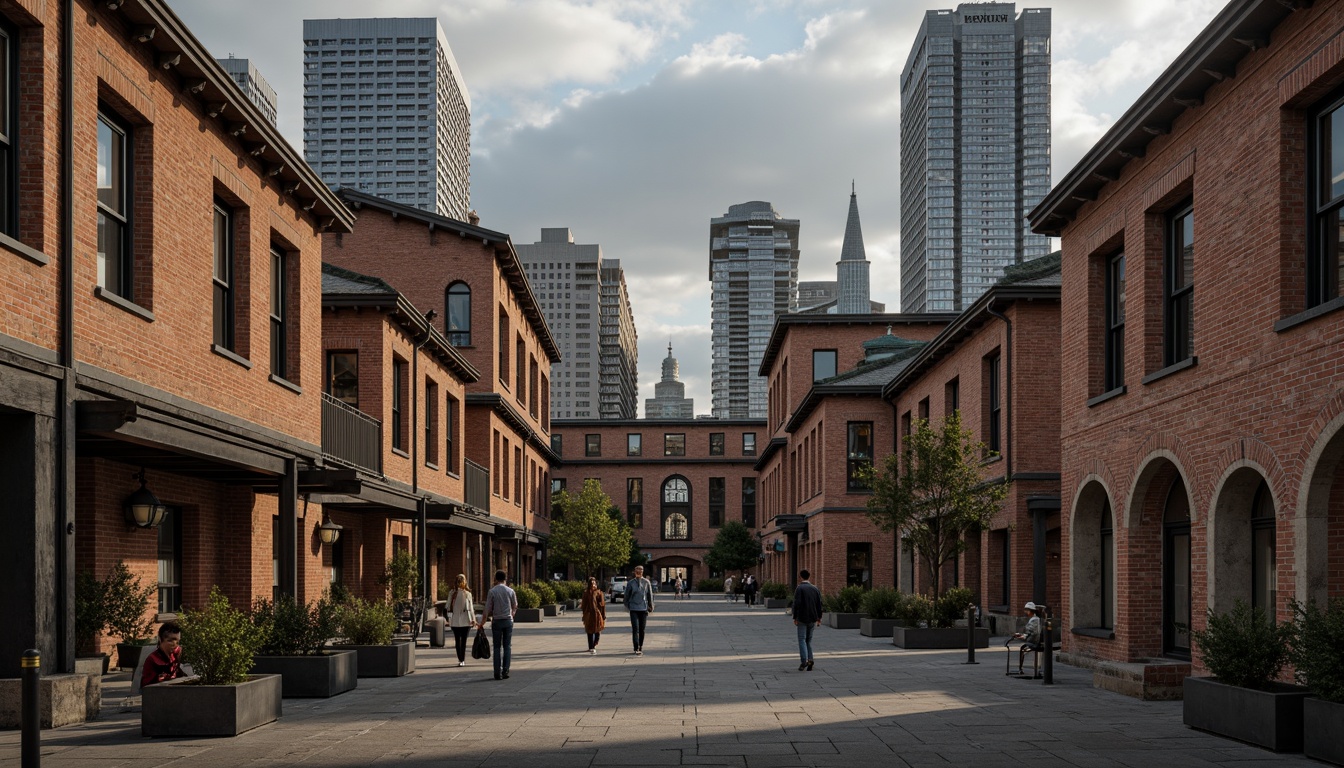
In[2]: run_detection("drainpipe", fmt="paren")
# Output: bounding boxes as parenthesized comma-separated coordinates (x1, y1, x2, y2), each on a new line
(411, 320, 431, 602)
(55, 0, 76, 674)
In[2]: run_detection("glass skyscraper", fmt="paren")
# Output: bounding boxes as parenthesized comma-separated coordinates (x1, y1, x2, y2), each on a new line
(899, 3, 1051, 313)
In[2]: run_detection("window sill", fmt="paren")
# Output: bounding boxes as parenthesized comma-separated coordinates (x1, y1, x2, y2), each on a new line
(447, 471, 460, 480)
(211, 343, 252, 370)
(268, 374, 302, 395)
(154, 612, 180, 624)
(980, 454, 1003, 467)
(1071, 626, 1116, 640)
(1141, 356, 1197, 385)
(391, 447, 409, 459)
(1275, 295, 1344, 332)
(96, 286, 154, 322)
(845, 488, 874, 495)
(425, 461, 439, 471)
(1086, 386, 1127, 408)
(0, 232, 50, 266)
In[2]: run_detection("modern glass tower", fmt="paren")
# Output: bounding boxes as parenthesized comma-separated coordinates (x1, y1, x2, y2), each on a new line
(709, 201, 800, 419)
(899, 3, 1051, 313)
(302, 18, 471, 220)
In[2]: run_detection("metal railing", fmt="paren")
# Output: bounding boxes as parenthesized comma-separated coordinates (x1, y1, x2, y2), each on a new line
(464, 458, 490, 511)
(321, 392, 382, 474)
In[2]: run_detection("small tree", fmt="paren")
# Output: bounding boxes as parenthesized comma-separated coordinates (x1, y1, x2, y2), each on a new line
(704, 521, 760, 579)
(181, 587, 268, 685)
(379, 550, 420, 600)
(862, 411, 1008, 596)
(102, 561, 157, 645)
(550, 480, 634, 579)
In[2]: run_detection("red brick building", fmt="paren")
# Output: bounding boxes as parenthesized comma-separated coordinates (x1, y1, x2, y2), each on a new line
(0, 0, 353, 695)
(550, 419, 763, 586)
(1029, 0, 1344, 697)
(883, 256, 1061, 634)
(322, 189, 561, 587)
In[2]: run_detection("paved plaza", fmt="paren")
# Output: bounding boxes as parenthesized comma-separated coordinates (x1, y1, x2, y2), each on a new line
(0, 595, 1318, 767)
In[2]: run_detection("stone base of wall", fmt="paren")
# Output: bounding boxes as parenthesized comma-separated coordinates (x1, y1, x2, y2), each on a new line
(0, 670, 101, 728)
(1059, 652, 1190, 700)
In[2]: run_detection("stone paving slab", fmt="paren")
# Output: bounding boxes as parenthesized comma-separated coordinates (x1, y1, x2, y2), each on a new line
(0, 594, 1325, 767)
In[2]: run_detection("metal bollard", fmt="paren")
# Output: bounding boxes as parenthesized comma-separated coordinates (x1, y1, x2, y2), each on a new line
(21, 649, 40, 768)
(1043, 613, 1054, 685)
(963, 605, 978, 665)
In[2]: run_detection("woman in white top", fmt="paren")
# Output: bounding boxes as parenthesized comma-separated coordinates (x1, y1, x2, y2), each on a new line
(446, 573, 475, 667)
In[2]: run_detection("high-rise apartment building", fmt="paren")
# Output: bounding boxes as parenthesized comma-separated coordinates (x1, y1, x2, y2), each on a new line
(302, 18, 471, 219)
(216, 56, 278, 127)
(709, 201, 800, 419)
(518, 229, 638, 420)
(899, 3, 1051, 313)
(645, 343, 695, 419)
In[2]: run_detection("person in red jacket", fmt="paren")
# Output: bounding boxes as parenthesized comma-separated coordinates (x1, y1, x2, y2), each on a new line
(140, 622, 183, 688)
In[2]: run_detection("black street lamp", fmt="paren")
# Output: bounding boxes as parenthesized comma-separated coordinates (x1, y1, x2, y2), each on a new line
(124, 468, 167, 529)
(318, 516, 343, 545)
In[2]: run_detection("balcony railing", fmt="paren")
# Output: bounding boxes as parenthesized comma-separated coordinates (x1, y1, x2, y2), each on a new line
(464, 458, 490, 511)
(321, 392, 382, 475)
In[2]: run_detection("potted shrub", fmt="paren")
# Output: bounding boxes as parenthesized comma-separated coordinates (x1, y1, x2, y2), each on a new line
(893, 588, 988, 649)
(102, 561, 158, 670)
(75, 570, 111, 674)
(249, 593, 355, 698)
(332, 598, 414, 677)
(760, 581, 789, 609)
(1183, 599, 1304, 752)
(823, 585, 868, 629)
(564, 581, 585, 610)
(1291, 598, 1344, 764)
(142, 587, 280, 737)
(514, 584, 543, 622)
(860, 588, 906, 637)
(533, 581, 562, 616)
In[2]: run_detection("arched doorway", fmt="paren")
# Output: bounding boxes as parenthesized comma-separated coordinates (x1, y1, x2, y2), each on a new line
(651, 555, 699, 591)
(1163, 477, 1192, 658)
(1070, 481, 1115, 632)
(1300, 414, 1344, 604)
(661, 476, 691, 543)
(1209, 467, 1276, 615)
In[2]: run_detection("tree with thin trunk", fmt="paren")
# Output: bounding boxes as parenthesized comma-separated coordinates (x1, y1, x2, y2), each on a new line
(704, 520, 760, 579)
(549, 479, 635, 580)
(861, 411, 1009, 596)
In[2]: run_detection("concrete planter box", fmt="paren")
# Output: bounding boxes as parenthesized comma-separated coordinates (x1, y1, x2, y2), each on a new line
(565, 599, 580, 610)
(892, 625, 990, 649)
(763, 598, 787, 609)
(824, 612, 866, 629)
(860, 618, 902, 637)
(1183, 676, 1308, 752)
(1305, 697, 1344, 764)
(542, 603, 562, 617)
(141, 674, 281, 737)
(251, 650, 357, 698)
(331, 640, 415, 678)
(515, 608, 543, 622)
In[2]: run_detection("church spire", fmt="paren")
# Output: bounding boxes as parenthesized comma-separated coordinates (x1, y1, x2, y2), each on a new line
(836, 183, 871, 313)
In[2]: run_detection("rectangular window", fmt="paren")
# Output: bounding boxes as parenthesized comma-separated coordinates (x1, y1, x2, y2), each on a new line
(742, 432, 756, 456)
(918, 397, 930, 423)
(498, 308, 510, 385)
(157, 507, 182, 614)
(986, 353, 1002, 453)
(391, 358, 406, 451)
(493, 432, 501, 495)
(709, 432, 725, 456)
(445, 394, 457, 473)
(585, 433, 601, 457)
(424, 378, 438, 466)
(514, 447, 523, 504)
(516, 336, 526, 403)
(741, 477, 756, 528)
(664, 433, 685, 456)
(0, 22, 16, 236)
(326, 351, 358, 407)
(1164, 203, 1194, 366)
(330, 534, 344, 588)
(212, 200, 234, 349)
(709, 477, 725, 527)
(812, 349, 837, 381)
(1105, 251, 1126, 391)
(97, 111, 131, 298)
(269, 246, 288, 378)
(945, 377, 960, 416)
(847, 422, 874, 492)
(627, 478, 643, 528)
(1310, 96, 1344, 306)
(627, 433, 641, 456)
(551, 433, 562, 456)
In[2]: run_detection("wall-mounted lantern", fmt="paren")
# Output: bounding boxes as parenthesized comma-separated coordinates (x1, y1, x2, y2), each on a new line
(318, 516, 343, 545)
(124, 469, 167, 529)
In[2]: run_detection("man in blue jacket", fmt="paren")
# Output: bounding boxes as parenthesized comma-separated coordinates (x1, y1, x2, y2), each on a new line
(625, 565, 655, 656)
(792, 569, 822, 671)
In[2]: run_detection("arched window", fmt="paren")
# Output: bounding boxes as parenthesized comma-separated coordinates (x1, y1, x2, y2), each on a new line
(1250, 480, 1275, 613)
(663, 477, 688, 504)
(1100, 500, 1114, 630)
(1163, 478, 1192, 657)
(661, 476, 690, 541)
(663, 512, 689, 540)
(446, 282, 470, 346)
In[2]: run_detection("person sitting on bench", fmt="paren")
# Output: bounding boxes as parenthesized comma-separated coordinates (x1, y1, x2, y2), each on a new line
(1013, 602, 1043, 674)
(140, 621, 184, 688)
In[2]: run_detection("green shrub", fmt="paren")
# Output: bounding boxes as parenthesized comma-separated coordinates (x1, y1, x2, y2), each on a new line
(337, 598, 398, 646)
(514, 584, 541, 610)
(906, 594, 937, 627)
(548, 581, 570, 601)
(760, 581, 789, 600)
(181, 586, 267, 686)
(329, 583, 353, 605)
(823, 585, 868, 614)
(934, 587, 976, 628)
(1191, 599, 1291, 689)
(531, 581, 557, 604)
(75, 570, 109, 653)
(437, 581, 453, 601)
(102, 561, 157, 645)
(252, 593, 339, 656)
(1291, 597, 1344, 702)
(566, 580, 587, 600)
(697, 578, 723, 593)
(379, 551, 420, 600)
(861, 588, 905, 621)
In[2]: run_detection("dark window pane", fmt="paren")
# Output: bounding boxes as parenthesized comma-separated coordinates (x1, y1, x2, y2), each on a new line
(1328, 104, 1344, 202)
(327, 351, 358, 407)
(447, 283, 471, 346)
(709, 433, 724, 456)
(813, 350, 837, 381)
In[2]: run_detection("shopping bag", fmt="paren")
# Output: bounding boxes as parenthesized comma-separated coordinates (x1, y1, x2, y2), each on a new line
(472, 627, 491, 659)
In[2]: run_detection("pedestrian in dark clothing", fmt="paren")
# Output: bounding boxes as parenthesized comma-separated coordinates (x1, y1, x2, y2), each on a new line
(625, 565, 655, 655)
(792, 570, 822, 671)
(480, 570, 517, 680)
(140, 622, 184, 688)
(581, 577, 606, 653)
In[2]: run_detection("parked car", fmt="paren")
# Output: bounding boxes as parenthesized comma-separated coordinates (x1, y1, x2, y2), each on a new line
(608, 576, 628, 603)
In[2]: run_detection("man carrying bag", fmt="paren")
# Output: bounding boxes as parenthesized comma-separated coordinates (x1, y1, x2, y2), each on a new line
(472, 625, 491, 660)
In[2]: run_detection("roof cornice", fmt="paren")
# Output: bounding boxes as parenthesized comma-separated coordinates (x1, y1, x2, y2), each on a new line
(465, 393, 559, 465)
(758, 312, 958, 377)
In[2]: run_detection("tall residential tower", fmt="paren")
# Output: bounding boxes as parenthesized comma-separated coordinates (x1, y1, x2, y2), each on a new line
(899, 4, 1050, 313)
(216, 56, 278, 127)
(302, 18, 471, 219)
(709, 201, 800, 419)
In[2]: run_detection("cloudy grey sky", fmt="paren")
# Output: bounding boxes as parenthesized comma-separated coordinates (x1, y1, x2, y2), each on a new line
(173, 0, 1224, 415)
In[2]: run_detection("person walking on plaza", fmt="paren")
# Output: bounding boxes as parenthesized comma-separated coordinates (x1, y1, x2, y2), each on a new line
(723, 574, 734, 602)
(446, 573, 475, 667)
(479, 570, 517, 680)
(792, 569, 822, 671)
(744, 575, 758, 607)
(674, 577, 684, 600)
(581, 576, 606, 654)
(625, 565, 656, 655)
